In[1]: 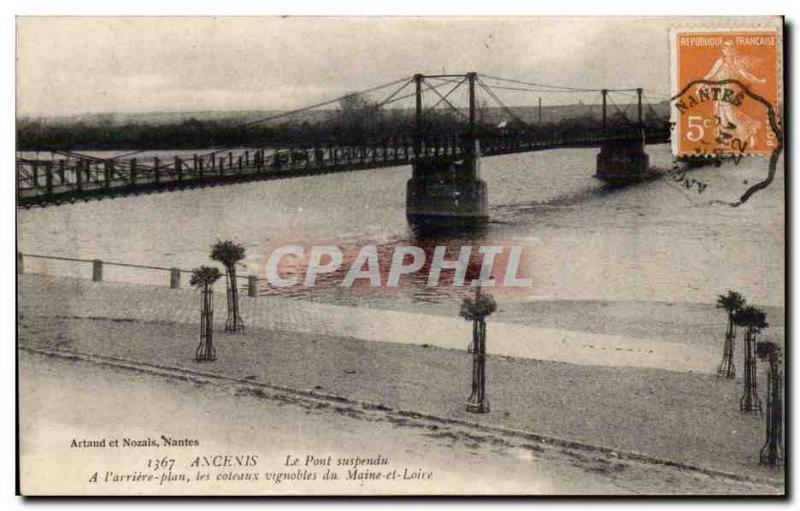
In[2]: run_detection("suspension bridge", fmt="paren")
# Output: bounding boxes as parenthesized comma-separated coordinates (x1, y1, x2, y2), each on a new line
(16, 71, 671, 226)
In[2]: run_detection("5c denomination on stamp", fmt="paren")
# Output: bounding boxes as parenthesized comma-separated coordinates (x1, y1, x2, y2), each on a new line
(670, 27, 781, 157)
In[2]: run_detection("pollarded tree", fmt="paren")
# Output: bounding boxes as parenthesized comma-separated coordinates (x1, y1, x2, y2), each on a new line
(190, 265, 222, 362)
(755, 341, 784, 466)
(734, 305, 769, 414)
(460, 286, 497, 414)
(210, 240, 246, 333)
(716, 290, 746, 378)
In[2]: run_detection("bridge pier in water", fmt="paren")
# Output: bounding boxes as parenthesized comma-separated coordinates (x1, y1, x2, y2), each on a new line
(594, 88, 650, 185)
(15, 76, 668, 209)
(595, 138, 650, 184)
(406, 72, 488, 231)
(406, 138, 488, 230)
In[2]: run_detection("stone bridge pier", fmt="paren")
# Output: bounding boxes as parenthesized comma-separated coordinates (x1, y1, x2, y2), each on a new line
(406, 71, 488, 230)
(594, 137, 650, 184)
(594, 88, 650, 185)
(406, 138, 488, 229)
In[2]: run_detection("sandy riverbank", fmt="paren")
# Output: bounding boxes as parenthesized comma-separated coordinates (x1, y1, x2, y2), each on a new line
(304, 293, 786, 354)
(20, 350, 780, 495)
(20, 274, 785, 374)
(18, 308, 783, 486)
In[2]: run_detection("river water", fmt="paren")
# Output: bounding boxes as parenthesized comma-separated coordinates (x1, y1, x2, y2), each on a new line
(17, 144, 784, 310)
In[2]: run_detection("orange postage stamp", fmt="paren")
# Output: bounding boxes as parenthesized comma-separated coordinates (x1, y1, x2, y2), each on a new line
(670, 27, 782, 157)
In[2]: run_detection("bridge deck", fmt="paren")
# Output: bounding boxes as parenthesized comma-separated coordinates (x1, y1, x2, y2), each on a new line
(17, 131, 668, 208)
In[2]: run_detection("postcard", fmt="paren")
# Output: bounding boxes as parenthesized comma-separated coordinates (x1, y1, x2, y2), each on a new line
(16, 15, 785, 496)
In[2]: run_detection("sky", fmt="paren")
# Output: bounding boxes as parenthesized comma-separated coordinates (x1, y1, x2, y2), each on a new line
(15, 17, 710, 117)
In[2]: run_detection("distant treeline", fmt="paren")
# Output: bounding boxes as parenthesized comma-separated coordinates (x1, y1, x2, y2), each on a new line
(17, 117, 333, 151)
(17, 97, 668, 151)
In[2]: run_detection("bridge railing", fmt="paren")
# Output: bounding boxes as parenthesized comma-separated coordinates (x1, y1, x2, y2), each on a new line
(17, 127, 670, 206)
(478, 127, 666, 155)
(17, 157, 143, 193)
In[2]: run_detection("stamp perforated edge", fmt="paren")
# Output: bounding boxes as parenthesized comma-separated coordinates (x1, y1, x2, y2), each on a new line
(668, 19, 784, 157)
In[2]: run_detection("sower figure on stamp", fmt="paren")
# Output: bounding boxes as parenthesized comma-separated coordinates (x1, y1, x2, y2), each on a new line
(702, 40, 766, 148)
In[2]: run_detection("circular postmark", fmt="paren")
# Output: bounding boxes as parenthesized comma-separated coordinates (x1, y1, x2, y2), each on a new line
(670, 78, 782, 206)
(669, 28, 783, 206)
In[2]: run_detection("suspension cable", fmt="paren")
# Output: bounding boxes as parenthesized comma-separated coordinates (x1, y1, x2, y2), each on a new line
(476, 78, 534, 131)
(641, 92, 664, 120)
(481, 73, 597, 92)
(374, 77, 414, 109)
(605, 93, 628, 120)
(644, 89, 673, 101)
(609, 90, 666, 121)
(421, 76, 468, 118)
(425, 76, 464, 85)
(422, 78, 469, 122)
(34, 73, 664, 165)
(110, 149, 151, 159)
(50, 149, 107, 162)
(480, 73, 638, 93)
(374, 79, 472, 143)
(239, 75, 412, 128)
(477, 83, 598, 94)
(157, 76, 416, 168)
(379, 78, 459, 107)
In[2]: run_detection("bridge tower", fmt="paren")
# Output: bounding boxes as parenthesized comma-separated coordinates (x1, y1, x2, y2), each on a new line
(406, 72, 488, 230)
(595, 88, 650, 185)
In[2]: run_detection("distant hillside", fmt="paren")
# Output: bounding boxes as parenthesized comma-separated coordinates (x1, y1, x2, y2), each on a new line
(17, 101, 670, 128)
(17, 101, 670, 151)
